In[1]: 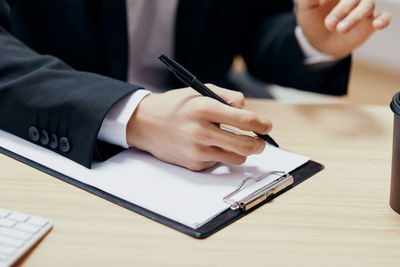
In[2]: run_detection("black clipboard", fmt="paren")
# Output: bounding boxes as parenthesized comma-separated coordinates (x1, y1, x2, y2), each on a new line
(1, 146, 323, 239)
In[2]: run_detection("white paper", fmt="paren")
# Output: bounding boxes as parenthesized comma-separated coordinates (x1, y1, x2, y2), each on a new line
(0, 130, 309, 229)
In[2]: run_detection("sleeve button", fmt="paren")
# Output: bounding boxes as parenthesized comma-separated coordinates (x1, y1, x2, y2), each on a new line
(59, 137, 71, 153)
(28, 126, 40, 142)
(40, 130, 49, 145)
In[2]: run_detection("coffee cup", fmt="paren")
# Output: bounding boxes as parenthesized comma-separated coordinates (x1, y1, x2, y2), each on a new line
(390, 92, 400, 214)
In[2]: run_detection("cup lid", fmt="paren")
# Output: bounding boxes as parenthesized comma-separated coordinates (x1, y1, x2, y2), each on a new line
(391, 92, 400, 116)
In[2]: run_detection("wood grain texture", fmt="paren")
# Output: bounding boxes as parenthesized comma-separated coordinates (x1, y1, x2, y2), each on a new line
(1, 101, 400, 267)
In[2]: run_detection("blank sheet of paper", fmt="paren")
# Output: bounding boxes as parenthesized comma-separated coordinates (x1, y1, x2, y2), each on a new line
(0, 130, 308, 229)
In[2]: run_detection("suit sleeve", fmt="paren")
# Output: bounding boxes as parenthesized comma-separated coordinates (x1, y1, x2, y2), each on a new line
(240, 1, 351, 96)
(0, 3, 141, 168)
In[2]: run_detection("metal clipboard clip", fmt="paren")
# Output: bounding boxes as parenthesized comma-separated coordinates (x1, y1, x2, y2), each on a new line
(223, 171, 294, 211)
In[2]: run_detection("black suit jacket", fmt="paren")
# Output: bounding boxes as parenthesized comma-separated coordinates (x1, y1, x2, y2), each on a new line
(0, 0, 351, 168)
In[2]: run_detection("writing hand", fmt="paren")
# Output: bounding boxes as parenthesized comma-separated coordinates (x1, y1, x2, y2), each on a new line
(296, 0, 391, 58)
(126, 85, 272, 171)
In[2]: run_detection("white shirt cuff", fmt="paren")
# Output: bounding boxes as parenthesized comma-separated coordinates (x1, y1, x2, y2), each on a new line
(294, 26, 338, 65)
(97, 89, 151, 148)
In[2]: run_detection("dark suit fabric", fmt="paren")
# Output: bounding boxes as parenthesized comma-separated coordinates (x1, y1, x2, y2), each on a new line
(0, 0, 351, 168)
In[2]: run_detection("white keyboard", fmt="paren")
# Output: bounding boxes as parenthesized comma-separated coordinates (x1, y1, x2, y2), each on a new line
(0, 208, 53, 267)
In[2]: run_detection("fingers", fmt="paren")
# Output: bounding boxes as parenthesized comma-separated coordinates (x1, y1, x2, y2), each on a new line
(130, 86, 269, 172)
(185, 161, 218, 172)
(193, 146, 248, 166)
(213, 132, 266, 157)
(184, 135, 260, 171)
(325, 0, 361, 31)
(194, 124, 266, 156)
(337, 0, 375, 33)
(325, 0, 390, 34)
(185, 145, 251, 171)
(188, 85, 271, 135)
(205, 84, 245, 109)
(201, 102, 272, 135)
(373, 11, 391, 30)
(182, 94, 271, 169)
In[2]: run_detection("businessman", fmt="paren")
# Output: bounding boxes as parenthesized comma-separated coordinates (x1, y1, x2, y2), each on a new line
(0, 0, 390, 170)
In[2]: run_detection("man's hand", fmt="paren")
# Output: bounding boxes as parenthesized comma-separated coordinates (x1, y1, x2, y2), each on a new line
(126, 86, 272, 171)
(296, 0, 391, 58)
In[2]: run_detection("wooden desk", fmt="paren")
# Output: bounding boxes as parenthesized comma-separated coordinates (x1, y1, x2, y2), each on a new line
(1, 101, 400, 266)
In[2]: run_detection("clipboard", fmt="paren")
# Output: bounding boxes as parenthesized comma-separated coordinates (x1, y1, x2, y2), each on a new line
(0, 144, 323, 239)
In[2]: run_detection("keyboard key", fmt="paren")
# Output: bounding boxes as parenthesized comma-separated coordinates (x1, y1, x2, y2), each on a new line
(0, 245, 16, 255)
(0, 219, 16, 228)
(14, 223, 40, 234)
(27, 217, 48, 227)
(0, 209, 10, 218)
(0, 228, 32, 241)
(0, 236, 24, 248)
(8, 212, 30, 223)
(0, 208, 53, 267)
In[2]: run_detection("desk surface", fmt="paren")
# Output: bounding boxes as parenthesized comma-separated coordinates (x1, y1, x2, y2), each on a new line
(1, 101, 400, 267)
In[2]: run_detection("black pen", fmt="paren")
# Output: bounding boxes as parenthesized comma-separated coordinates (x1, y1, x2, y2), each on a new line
(158, 54, 279, 148)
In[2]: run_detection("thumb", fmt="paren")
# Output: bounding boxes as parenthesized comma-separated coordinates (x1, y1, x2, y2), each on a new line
(205, 84, 245, 109)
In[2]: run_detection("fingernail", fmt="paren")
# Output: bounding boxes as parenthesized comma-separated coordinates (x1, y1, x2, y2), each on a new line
(254, 136, 263, 141)
(326, 15, 339, 29)
(337, 20, 351, 32)
(374, 19, 385, 28)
